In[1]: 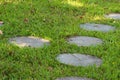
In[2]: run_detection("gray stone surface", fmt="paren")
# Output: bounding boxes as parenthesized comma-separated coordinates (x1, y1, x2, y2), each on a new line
(105, 13, 120, 19)
(67, 36, 103, 46)
(56, 53, 102, 67)
(9, 36, 50, 48)
(56, 77, 93, 80)
(80, 23, 115, 32)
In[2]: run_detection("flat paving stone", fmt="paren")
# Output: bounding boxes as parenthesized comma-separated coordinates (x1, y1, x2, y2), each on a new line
(9, 36, 50, 48)
(56, 53, 102, 67)
(67, 36, 103, 46)
(105, 13, 120, 19)
(56, 77, 93, 80)
(80, 23, 115, 32)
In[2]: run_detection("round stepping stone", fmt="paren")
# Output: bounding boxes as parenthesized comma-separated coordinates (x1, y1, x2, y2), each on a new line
(67, 36, 103, 46)
(105, 13, 120, 19)
(56, 53, 102, 67)
(9, 36, 50, 48)
(80, 23, 115, 32)
(56, 77, 93, 80)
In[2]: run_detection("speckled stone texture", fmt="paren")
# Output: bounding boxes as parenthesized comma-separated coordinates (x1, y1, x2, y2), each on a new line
(105, 13, 120, 19)
(80, 23, 115, 32)
(56, 53, 102, 67)
(9, 36, 50, 48)
(56, 77, 93, 80)
(67, 36, 103, 46)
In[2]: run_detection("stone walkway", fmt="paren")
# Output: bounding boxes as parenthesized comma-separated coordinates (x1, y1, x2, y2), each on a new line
(55, 13, 119, 80)
(0, 13, 119, 80)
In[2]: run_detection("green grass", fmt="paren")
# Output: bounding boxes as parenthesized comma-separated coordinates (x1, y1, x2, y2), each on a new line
(0, 0, 120, 80)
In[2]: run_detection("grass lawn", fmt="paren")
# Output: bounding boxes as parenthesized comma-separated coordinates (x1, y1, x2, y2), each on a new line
(0, 0, 120, 80)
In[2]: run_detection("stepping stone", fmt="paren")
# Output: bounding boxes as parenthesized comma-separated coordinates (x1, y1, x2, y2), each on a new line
(80, 23, 115, 32)
(105, 13, 120, 19)
(9, 36, 50, 48)
(56, 53, 102, 67)
(56, 77, 93, 80)
(0, 21, 3, 26)
(67, 36, 103, 46)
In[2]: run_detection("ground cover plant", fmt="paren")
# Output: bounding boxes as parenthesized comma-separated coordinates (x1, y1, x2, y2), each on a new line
(0, 0, 120, 80)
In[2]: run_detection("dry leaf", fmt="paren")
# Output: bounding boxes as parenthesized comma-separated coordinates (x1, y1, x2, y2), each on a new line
(47, 66, 53, 71)
(24, 18, 29, 23)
